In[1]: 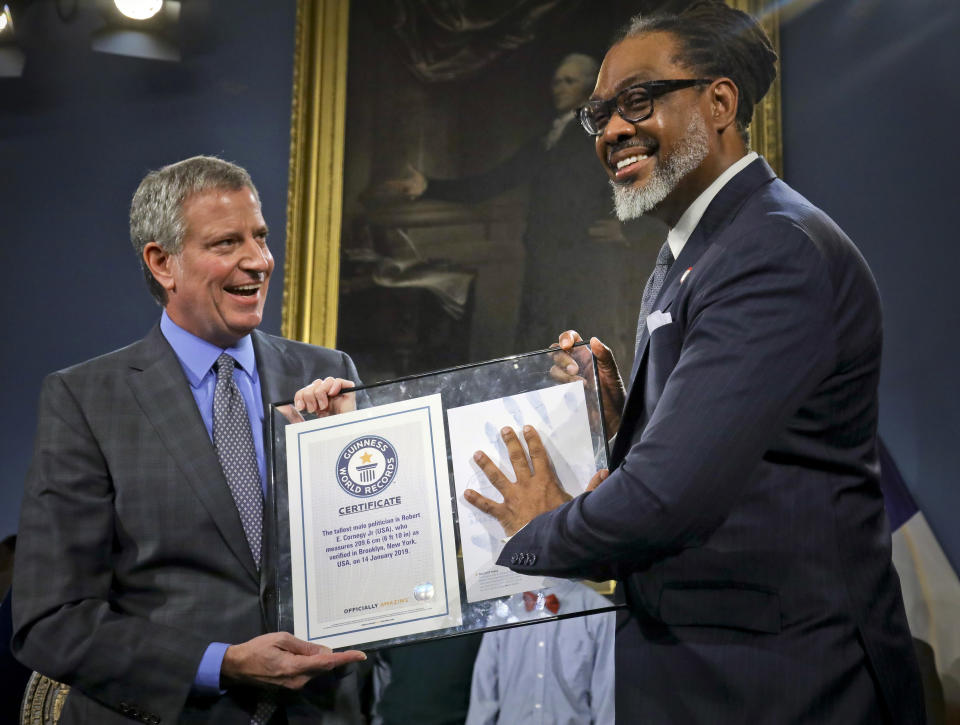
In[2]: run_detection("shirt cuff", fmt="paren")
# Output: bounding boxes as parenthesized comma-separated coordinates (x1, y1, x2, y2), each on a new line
(501, 522, 529, 544)
(193, 642, 230, 695)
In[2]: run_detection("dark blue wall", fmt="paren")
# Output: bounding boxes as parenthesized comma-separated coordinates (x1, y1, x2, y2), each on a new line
(780, 0, 960, 567)
(0, 1, 297, 538)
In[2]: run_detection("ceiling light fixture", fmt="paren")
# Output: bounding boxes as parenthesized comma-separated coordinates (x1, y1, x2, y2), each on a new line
(113, 0, 163, 21)
(0, 3, 25, 78)
(92, 0, 181, 62)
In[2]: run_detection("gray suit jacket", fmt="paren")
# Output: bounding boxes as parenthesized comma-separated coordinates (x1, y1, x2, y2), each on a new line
(499, 159, 925, 723)
(13, 325, 364, 724)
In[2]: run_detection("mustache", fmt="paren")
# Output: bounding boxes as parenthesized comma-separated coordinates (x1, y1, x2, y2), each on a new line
(607, 138, 658, 162)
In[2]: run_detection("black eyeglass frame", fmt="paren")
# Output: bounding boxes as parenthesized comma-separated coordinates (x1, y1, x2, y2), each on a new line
(578, 78, 714, 136)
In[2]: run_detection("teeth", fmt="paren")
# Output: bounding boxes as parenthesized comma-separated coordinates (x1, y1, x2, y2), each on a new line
(616, 154, 648, 170)
(227, 284, 259, 294)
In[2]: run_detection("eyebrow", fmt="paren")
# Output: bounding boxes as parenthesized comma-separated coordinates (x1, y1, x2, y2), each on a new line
(203, 224, 270, 242)
(589, 72, 655, 101)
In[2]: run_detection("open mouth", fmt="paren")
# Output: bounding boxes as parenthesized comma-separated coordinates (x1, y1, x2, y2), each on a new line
(606, 134, 658, 184)
(609, 148, 656, 183)
(224, 284, 260, 297)
(616, 153, 648, 170)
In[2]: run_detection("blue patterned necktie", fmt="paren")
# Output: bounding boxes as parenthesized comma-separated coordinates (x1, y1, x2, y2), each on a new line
(635, 240, 675, 349)
(212, 354, 276, 725)
(213, 353, 263, 566)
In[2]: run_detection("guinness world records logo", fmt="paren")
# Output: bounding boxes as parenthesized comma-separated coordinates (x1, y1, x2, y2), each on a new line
(336, 435, 398, 497)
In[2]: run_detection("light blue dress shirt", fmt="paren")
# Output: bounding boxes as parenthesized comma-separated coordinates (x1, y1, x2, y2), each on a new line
(159, 311, 267, 695)
(466, 581, 616, 725)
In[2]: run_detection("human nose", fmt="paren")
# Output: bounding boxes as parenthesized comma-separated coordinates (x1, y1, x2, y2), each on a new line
(599, 105, 636, 144)
(240, 236, 272, 272)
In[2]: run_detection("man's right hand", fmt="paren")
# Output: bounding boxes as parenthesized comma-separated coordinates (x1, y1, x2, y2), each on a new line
(378, 164, 427, 200)
(220, 633, 366, 691)
(550, 331, 625, 438)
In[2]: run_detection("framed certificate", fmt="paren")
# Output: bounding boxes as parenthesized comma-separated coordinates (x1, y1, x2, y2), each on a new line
(266, 343, 624, 651)
(285, 395, 461, 648)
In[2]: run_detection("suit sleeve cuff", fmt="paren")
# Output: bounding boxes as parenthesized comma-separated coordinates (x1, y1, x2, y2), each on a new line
(500, 521, 528, 544)
(193, 642, 230, 695)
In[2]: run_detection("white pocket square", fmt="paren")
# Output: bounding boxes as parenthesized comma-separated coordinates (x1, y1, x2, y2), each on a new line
(646, 310, 672, 335)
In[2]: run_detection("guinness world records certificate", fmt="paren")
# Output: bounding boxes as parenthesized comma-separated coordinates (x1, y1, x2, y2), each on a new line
(286, 394, 462, 649)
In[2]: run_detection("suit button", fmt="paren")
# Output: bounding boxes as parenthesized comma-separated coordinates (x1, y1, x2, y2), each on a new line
(529, 554, 537, 564)
(510, 554, 519, 564)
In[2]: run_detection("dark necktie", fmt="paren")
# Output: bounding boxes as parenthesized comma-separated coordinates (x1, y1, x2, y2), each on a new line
(213, 353, 263, 566)
(212, 354, 276, 725)
(635, 240, 675, 350)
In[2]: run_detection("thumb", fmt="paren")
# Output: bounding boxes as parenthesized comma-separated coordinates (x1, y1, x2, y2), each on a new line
(589, 337, 617, 370)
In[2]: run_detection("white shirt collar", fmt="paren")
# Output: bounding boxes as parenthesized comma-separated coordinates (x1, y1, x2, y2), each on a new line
(544, 111, 576, 150)
(666, 151, 759, 260)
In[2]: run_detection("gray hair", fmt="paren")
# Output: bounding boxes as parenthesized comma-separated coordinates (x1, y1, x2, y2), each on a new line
(129, 155, 260, 305)
(556, 53, 600, 83)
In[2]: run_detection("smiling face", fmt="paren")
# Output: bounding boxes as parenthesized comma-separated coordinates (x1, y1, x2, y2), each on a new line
(593, 32, 719, 225)
(151, 187, 273, 347)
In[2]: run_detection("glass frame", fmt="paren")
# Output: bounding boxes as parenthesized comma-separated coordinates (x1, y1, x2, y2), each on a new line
(265, 343, 625, 652)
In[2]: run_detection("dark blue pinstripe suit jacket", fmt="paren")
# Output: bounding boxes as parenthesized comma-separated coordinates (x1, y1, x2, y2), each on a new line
(500, 158, 924, 723)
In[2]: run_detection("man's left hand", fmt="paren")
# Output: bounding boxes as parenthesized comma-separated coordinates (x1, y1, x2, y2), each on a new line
(221, 632, 366, 691)
(464, 426, 605, 536)
(293, 377, 356, 416)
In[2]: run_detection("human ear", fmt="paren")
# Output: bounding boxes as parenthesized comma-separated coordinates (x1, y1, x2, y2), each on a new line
(709, 78, 739, 132)
(143, 242, 177, 293)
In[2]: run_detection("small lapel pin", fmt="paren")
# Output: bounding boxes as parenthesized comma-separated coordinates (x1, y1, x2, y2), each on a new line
(680, 267, 692, 284)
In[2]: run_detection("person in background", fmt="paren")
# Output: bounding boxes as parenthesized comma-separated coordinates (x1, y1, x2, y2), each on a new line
(466, 581, 614, 725)
(385, 54, 642, 362)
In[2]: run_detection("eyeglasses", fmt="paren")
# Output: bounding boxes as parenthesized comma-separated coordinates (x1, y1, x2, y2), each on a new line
(578, 79, 713, 136)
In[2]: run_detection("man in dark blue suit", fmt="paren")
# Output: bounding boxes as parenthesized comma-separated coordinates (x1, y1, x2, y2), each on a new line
(464, 1, 925, 722)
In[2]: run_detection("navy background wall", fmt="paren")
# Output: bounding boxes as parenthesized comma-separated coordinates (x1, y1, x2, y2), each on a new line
(779, 0, 960, 568)
(0, 0, 297, 539)
(1, 0, 958, 572)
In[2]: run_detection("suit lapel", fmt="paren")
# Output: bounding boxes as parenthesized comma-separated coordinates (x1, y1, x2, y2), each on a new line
(252, 331, 308, 409)
(126, 326, 259, 580)
(251, 331, 321, 624)
(613, 159, 778, 467)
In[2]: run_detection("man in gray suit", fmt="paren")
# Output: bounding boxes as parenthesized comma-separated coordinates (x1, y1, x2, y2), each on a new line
(12, 156, 366, 723)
